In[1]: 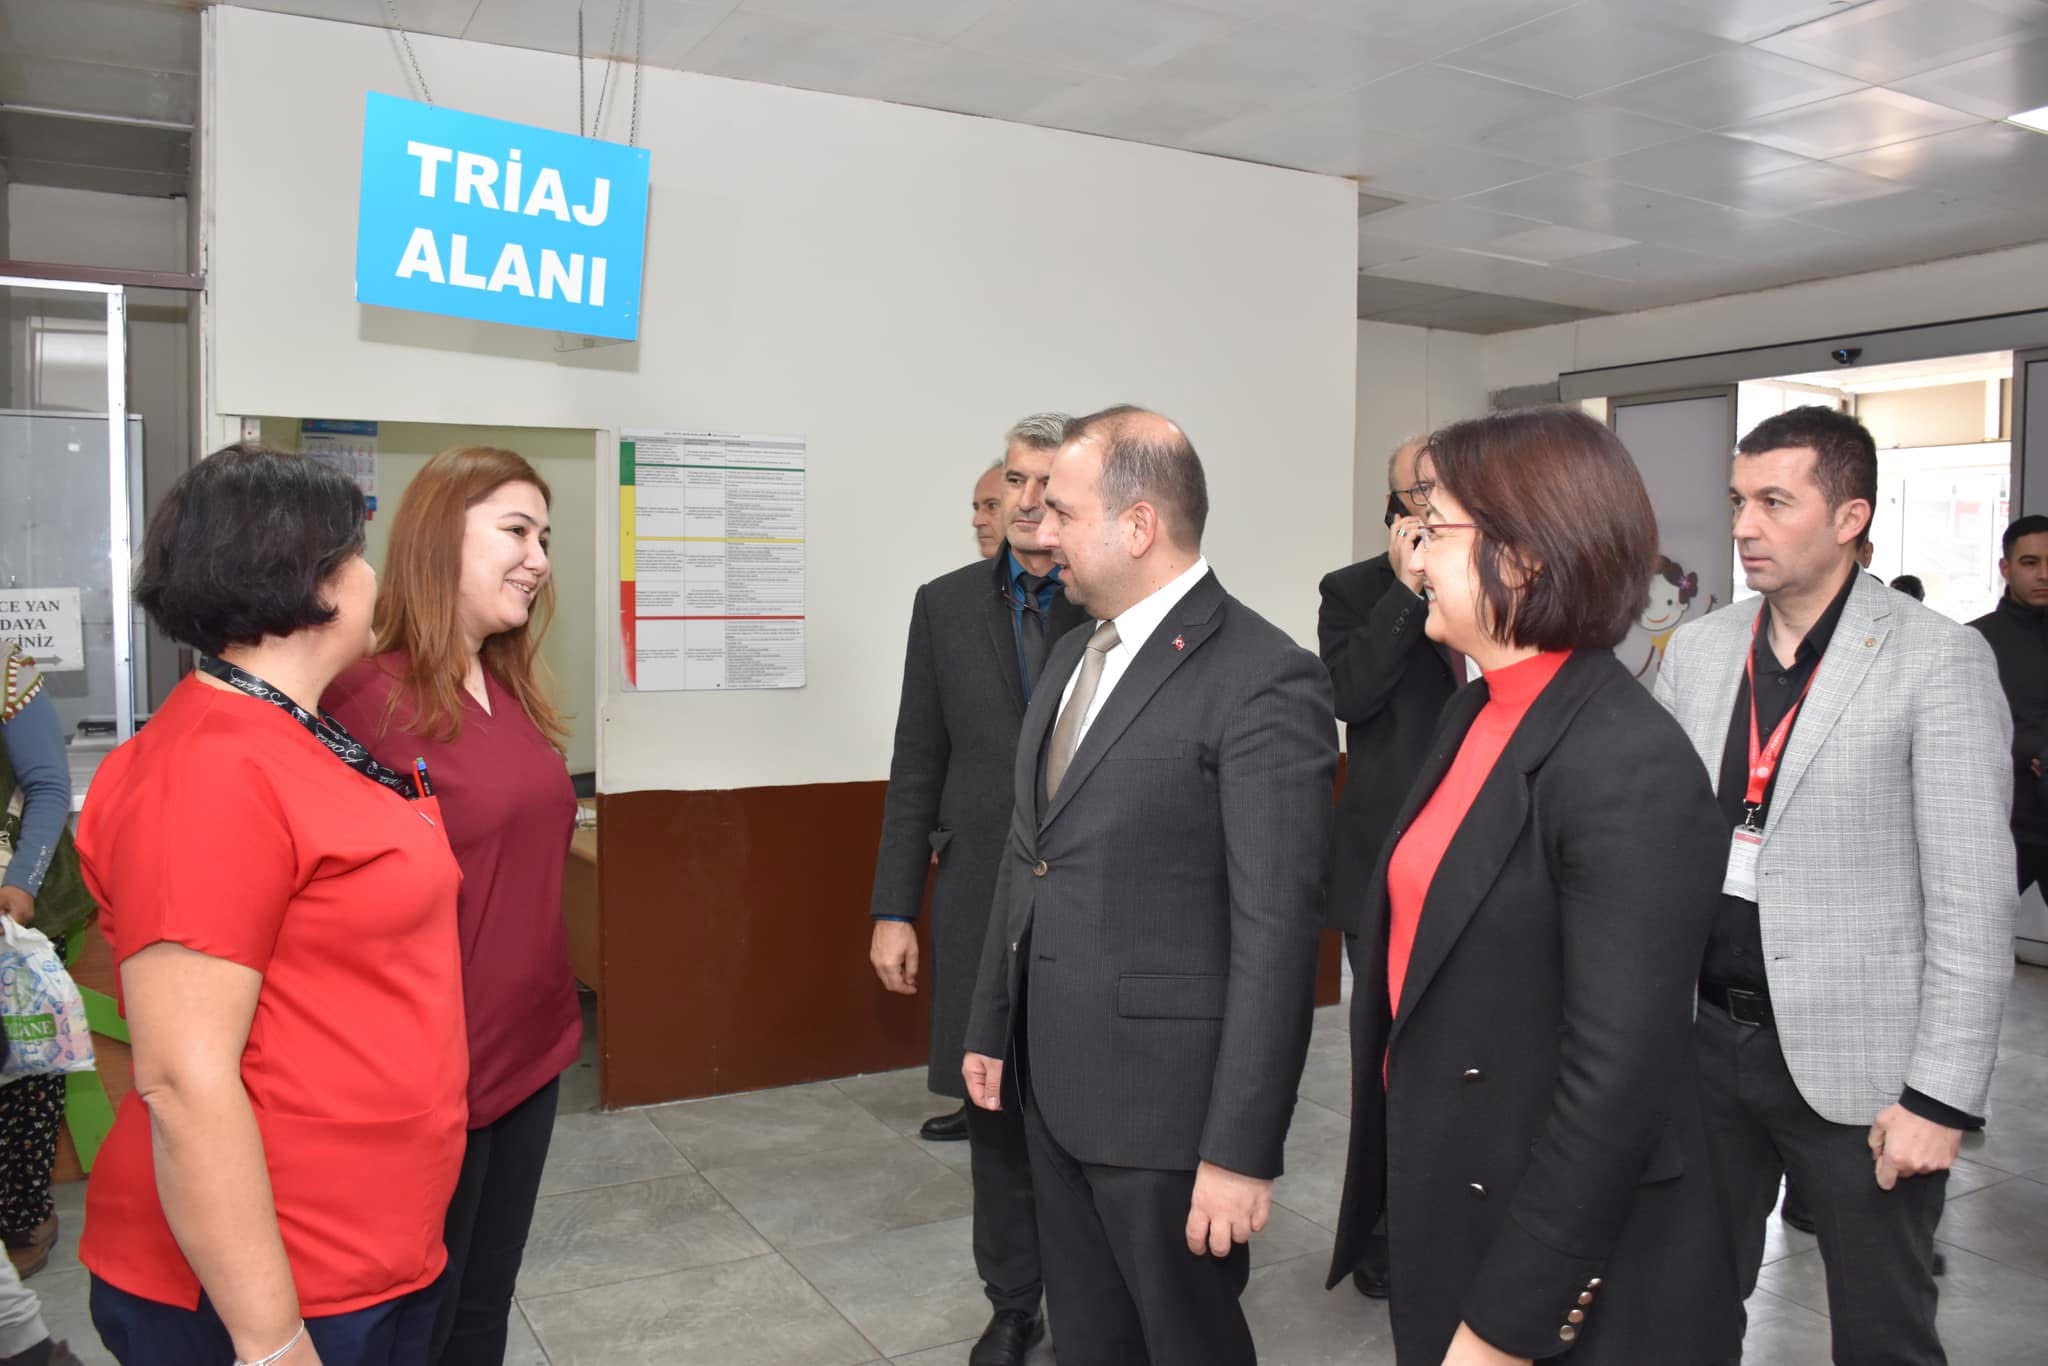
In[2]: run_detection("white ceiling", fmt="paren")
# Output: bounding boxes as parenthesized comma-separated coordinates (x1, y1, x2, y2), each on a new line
(4, 0, 2048, 332)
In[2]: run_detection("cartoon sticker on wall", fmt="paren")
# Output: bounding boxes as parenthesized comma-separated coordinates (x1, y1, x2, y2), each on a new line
(1635, 555, 1717, 679)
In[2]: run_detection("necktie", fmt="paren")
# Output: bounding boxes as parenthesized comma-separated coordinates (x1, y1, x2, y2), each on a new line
(1017, 573, 1053, 684)
(1045, 621, 1120, 800)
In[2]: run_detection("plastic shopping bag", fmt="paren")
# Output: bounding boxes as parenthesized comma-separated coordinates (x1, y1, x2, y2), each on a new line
(0, 914, 96, 1082)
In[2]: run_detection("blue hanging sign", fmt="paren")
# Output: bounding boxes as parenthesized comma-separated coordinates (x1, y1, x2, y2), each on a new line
(354, 93, 651, 340)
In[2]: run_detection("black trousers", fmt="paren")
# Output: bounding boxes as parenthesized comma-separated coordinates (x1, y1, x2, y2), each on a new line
(1021, 1100, 1253, 1366)
(2020, 841, 2048, 897)
(91, 1278, 438, 1366)
(964, 1070, 1042, 1316)
(430, 1077, 560, 1366)
(1695, 1002, 1947, 1365)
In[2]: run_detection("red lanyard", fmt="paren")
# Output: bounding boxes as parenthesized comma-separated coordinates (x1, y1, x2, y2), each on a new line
(1742, 612, 1818, 826)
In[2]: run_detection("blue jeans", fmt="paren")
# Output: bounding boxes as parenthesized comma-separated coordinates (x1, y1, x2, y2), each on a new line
(90, 1277, 440, 1366)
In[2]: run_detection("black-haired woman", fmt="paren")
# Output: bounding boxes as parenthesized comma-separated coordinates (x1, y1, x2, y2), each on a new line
(75, 445, 466, 1366)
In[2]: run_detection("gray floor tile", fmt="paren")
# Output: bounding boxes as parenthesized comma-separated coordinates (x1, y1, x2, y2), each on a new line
(21, 1266, 114, 1366)
(506, 1303, 551, 1366)
(1269, 1098, 1352, 1233)
(890, 1334, 1055, 1365)
(833, 1069, 955, 1139)
(1250, 1201, 1337, 1271)
(540, 1109, 695, 1197)
(43, 1178, 85, 1278)
(1961, 1097, 2048, 1175)
(915, 1133, 978, 1174)
(1938, 1173, 2048, 1280)
(702, 1139, 974, 1251)
(1758, 1192, 1819, 1267)
(1752, 1238, 2048, 1362)
(785, 1216, 991, 1360)
(521, 1254, 877, 1366)
(1988, 1045, 2048, 1112)
(1739, 1288, 1836, 1362)
(1242, 1249, 1395, 1365)
(649, 1082, 900, 1168)
(518, 1174, 770, 1298)
(1295, 1030, 1352, 1117)
(559, 991, 601, 1115)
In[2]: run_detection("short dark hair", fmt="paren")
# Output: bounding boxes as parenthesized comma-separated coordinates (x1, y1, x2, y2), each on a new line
(135, 443, 368, 655)
(1423, 407, 1657, 652)
(1888, 574, 1925, 601)
(1064, 405, 1209, 547)
(2003, 514, 2048, 559)
(1737, 406, 1878, 544)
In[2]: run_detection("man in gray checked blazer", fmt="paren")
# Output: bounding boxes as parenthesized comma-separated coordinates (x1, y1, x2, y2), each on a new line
(962, 406, 1335, 1366)
(1654, 406, 2014, 1366)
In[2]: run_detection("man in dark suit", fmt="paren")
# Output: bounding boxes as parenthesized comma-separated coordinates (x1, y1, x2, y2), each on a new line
(963, 406, 1336, 1366)
(868, 413, 1084, 1366)
(1316, 435, 1459, 1300)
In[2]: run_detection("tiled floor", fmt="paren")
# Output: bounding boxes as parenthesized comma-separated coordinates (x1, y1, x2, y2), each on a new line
(31, 967, 2048, 1364)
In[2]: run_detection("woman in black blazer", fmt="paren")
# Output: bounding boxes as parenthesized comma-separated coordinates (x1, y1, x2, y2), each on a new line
(1326, 408, 1741, 1365)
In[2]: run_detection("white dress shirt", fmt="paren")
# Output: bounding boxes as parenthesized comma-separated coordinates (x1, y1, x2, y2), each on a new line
(1056, 556, 1211, 749)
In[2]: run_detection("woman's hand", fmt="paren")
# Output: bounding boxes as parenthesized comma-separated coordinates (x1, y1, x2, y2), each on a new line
(1442, 1322, 1532, 1366)
(0, 885, 33, 924)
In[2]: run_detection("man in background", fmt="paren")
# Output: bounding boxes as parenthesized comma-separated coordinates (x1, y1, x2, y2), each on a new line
(1972, 514, 2048, 897)
(972, 461, 1005, 559)
(868, 414, 1081, 1366)
(1313, 434, 1459, 1300)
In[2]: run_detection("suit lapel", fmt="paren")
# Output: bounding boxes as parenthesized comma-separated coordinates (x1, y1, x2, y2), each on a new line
(982, 578, 1027, 715)
(1385, 652, 1611, 1048)
(1693, 600, 1762, 796)
(1038, 572, 1226, 831)
(1762, 573, 1890, 835)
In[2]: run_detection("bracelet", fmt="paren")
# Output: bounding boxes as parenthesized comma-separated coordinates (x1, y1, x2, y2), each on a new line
(236, 1322, 306, 1366)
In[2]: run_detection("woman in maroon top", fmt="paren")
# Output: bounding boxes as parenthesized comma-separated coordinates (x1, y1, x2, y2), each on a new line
(326, 447, 579, 1366)
(1324, 410, 1739, 1366)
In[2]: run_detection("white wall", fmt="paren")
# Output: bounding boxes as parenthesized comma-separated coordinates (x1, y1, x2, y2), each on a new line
(1353, 321, 1486, 560)
(204, 7, 1357, 795)
(1480, 241, 2048, 396)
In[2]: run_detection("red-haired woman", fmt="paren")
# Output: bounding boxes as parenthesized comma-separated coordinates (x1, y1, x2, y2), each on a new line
(326, 447, 578, 1366)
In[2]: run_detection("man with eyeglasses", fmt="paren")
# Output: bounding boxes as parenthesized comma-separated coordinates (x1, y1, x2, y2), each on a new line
(1313, 434, 1466, 1300)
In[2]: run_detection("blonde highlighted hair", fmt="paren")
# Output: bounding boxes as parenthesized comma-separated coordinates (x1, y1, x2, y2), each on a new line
(372, 445, 568, 751)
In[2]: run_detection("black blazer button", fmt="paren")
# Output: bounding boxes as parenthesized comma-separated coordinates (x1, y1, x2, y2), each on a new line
(1568, 1309, 1585, 1325)
(1033, 860, 1049, 877)
(1467, 1182, 1486, 1199)
(1587, 1278, 1603, 1290)
(1559, 1326, 1578, 1343)
(1461, 1068, 1483, 1083)
(1577, 1291, 1594, 1306)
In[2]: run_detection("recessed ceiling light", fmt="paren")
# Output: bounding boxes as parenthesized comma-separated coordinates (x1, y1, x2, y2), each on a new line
(2010, 106, 2048, 134)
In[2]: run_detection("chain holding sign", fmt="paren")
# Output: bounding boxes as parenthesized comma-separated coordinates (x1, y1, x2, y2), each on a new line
(0, 588, 84, 673)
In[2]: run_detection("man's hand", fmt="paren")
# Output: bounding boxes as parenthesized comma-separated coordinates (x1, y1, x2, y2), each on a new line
(0, 886, 33, 925)
(1185, 1161, 1272, 1257)
(963, 1052, 1004, 1111)
(1869, 1104, 1963, 1190)
(869, 920, 918, 995)
(1389, 515, 1426, 592)
(1442, 1322, 1532, 1366)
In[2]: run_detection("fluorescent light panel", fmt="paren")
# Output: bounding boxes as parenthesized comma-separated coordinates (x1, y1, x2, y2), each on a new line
(2009, 106, 2048, 134)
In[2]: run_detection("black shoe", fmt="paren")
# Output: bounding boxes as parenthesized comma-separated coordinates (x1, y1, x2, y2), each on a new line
(919, 1105, 971, 1142)
(1779, 1187, 1816, 1234)
(1352, 1260, 1392, 1299)
(1934, 1250, 1947, 1277)
(968, 1309, 1044, 1366)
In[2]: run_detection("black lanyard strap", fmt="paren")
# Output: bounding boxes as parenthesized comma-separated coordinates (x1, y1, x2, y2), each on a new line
(196, 655, 419, 800)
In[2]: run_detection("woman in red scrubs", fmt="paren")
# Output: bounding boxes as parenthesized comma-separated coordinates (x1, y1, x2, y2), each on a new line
(1325, 409, 1740, 1365)
(78, 445, 466, 1366)
(326, 446, 579, 1366)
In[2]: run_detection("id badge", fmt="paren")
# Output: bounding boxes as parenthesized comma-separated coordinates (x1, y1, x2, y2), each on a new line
(1723, 827, 1763, 900)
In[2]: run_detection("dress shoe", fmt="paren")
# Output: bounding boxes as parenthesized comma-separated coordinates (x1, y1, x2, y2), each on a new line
(1778, 1187, 1815, 1234)
(968, 1309, 1043, 1366)
(2, 1215, 57, 1281)
(1352, 1260, 1392, 1299)
(920, 1105, 970, 1142)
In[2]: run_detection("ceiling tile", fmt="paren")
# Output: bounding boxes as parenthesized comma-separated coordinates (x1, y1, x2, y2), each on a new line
(0, 0, 199, 74)
(735, 0, 1007, 45)
(679, 10, 938, 100)
(1639, 0, 1859, 44)
(1369, 249, 1643, 311)
(874, 46, 1086, 124)
(1356, 230, 1432, 270)
(1590, 49, 1866, 129)
(1149, 19, 1426, 96)
(1026, 75, 1271, 144)
(1180, 87, 1371, 175)
(1580, 134, 1813, 200)
(1786, 185, 2002, 238)
(1470, 103, 1692, 167)
(1836, 120, 2048, 210)
(1437, 1, 1734, 99)
(0, 52, 195, 124)
(1888, 35, 2048, 123)
(1716, 159, 1916, 216)
(1350, 131, 1550, 199)
(1357, 200, 1549, 251)
(1372, 292, 1608, 333)
(1483, 223, 1639, 262)
(1257, 0, 1586, 54)
(1556, 241, 1730, 283)
(462, 1, 736, 63)
(227, 0, 481, 39)
(1355, 274, 1469, 314)
(1350, 64, 1578, 144)
(1752, 0, 2047, 85)
(953, 0, 1243, 80)
(1725, 88, 1983, 161)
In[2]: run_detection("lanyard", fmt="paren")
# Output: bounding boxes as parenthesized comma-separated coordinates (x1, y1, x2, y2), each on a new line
(196, 655, 421, 801)
(1741, 613, 1819, 829)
